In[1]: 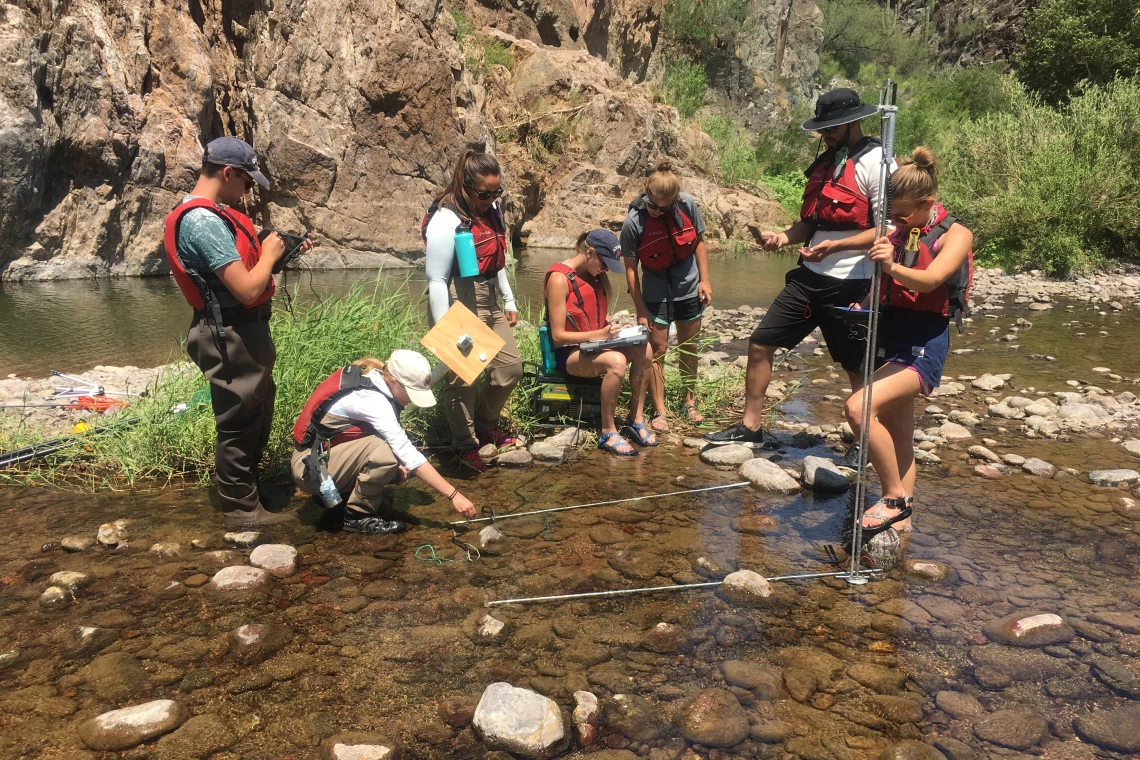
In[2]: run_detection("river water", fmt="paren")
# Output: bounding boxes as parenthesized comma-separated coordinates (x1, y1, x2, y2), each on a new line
(1, 257, 1140, 758)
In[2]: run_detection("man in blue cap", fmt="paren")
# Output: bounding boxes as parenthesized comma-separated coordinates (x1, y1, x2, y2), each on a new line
(163, 136, 308, 528)
(704, 88, 893, 464)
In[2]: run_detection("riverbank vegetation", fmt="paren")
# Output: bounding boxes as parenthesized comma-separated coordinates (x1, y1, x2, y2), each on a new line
(0, 278, 745, 486)
(658, 0, 1140, 275)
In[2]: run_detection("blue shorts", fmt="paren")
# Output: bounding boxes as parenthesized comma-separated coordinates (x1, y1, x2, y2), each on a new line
(875, 316, 950, 396)
(554, 345, 576, 373)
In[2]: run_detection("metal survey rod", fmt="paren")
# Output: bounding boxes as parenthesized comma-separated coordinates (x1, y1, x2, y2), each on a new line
(486, 569, 884, 606)
(848, 79, 898, 585)
(450, 481, 751, 526)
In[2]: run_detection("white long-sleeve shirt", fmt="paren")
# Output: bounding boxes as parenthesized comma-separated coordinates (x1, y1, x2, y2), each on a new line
(424, 204, 516, 324)
(326, 370, 428, 471)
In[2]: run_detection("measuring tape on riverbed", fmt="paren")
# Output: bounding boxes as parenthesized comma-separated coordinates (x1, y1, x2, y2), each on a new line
(449, 481, 750, 527)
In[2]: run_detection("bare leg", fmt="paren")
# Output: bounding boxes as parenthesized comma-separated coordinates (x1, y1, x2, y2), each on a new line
(675, 317, 703, 420)
(844, 364, 922, 531)
(741, 342, 780, 431)
(646, 322, 670, 430)
(566, 349, 637, 453)
(626, 342, 653, 423)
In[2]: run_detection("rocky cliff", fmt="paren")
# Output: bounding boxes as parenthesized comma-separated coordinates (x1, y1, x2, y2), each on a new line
(0, 0, 794, 281)
(895, 0, 1036, 67)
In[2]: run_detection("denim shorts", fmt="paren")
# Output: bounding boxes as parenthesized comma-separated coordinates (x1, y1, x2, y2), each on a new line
(875, 316, 950, 396)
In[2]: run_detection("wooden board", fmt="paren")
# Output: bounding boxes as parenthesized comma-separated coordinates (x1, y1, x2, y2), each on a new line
(420, 301, 506, 385)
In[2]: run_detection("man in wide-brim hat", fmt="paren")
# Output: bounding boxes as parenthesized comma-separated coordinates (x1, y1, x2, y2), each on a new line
(705, 88, 894, 457)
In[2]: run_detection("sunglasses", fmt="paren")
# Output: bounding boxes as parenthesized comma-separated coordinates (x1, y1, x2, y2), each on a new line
(645, 198, 674, 211)
(819, 124, 845, 135)
(465, 184, 504, 200)
(231, 169, 255, 190)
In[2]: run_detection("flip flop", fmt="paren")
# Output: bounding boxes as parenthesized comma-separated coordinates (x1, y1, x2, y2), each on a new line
(684, 402, 705, 425)
(622, 417, 658, 447)
(598, 431, 638, 457)
(649, 411, 669, 433)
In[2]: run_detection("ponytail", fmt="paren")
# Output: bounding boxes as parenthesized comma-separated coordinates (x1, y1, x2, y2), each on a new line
(437, 150, 502, 219)
(890, 146, 938, 203)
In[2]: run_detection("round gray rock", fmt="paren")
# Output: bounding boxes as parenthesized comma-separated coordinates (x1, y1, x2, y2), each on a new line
(700, 444, 755, 466)
(802, 456, 850, 491)
(973, 709, 1047, 750)
(740, 458, 799, 493)
(1073, 704, 1140, 753)
(678, 688, 749, 748)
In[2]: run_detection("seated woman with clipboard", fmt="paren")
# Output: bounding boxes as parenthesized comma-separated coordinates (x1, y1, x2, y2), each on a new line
(543, 230, 657, 457)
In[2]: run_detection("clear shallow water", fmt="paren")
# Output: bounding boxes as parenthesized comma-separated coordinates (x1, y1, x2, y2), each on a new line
(0, 249, 799, 378)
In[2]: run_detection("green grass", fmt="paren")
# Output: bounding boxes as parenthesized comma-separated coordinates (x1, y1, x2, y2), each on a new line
(663, 59, 708, 118)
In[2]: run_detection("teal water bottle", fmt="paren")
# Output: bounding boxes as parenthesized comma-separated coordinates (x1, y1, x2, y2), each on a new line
(539, 324, 557, 373)
(454, 224, 479, 278)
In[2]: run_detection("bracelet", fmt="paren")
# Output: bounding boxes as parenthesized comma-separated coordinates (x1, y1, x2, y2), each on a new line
(448, 488, 458, 500)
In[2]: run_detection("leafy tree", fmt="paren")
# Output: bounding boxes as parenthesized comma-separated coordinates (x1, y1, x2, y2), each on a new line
(1018, 0, 1140, 103)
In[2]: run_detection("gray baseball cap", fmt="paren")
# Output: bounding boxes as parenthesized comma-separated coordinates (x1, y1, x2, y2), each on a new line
(586, 228, 624, 273)
(204, 137, 270, 188)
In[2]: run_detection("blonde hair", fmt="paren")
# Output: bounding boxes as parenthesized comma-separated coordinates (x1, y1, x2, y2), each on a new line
(352, 357, 386, 374)
(890, 146, 938, 203)
(574, 231, 614, 300)
(646, 161, 680, 201)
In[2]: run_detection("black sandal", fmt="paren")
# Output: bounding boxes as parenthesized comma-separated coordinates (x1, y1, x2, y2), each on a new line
(840, 497, 913, 556)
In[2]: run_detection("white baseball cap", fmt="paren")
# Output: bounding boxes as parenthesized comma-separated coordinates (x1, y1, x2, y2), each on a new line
(386, 350, 436, 408)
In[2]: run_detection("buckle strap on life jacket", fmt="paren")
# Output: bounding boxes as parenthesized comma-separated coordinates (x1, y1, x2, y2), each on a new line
(301, 365, 385, 494)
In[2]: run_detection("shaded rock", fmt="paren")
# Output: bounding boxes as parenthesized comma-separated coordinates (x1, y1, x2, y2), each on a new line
(149, 542, 181, 558)
(1088, 611, 1140, 634)
(848, 662, 906, 695)
(49, 571, 89, 590)
(903, 559, 957, 584)
(984, 611, 1074, 647)
(866, 694, 923, 724)
(77, 700, 188, 751)
(677, 688, 749, 748)
(642, 622, 686, 654)
(935, 691, 983, 720)
(319, 732, 398, 760)
(57, 625, 118, 657)
(740, 458, 799, 493)
(1088, 653, 1140, 698)
(750, 720, 795, 743)
(497, 449, 533, 467)
(82, 653, 149, 703)
(718, 570, 773, 606)
(1089, 468, 1140, 486)
(207, 566, 270, 592)
(973, 709, 1047, 750)
(154, 714, 236, 760)
(249, 544, 298, 577)
(879, 741, 947, 760)
(603, 693, 669, 742)
(1021, 458, 1055, 477)
(227, 623, 293, 665)
(721, 661, 785, 699)
(700, 444, 755, 466)
(802, 456, 850, 491)
(39, 587, 69, 609)
(1073, 704, 1140, 754)
(472, 682, 566, 759)
(608, 550, 663, 581)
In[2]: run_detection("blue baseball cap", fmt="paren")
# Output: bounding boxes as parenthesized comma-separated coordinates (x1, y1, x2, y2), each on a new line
(586, 229, 624, 273)
(204, 137, 270, 188)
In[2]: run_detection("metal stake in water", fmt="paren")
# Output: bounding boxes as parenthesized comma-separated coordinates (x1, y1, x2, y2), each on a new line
(848, 79, 897, 586)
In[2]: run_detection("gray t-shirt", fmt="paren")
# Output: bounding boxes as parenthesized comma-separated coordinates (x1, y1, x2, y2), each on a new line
(620, 192, 706, 303)
(175, 196, 240, 274)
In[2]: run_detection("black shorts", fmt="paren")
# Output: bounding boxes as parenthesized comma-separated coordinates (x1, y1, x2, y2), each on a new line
(644, 297, 704, 325)
(749, 266, 871, 373)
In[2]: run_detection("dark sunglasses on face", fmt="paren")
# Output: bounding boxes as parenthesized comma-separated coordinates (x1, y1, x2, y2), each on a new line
(465, 184, 504, 200)
(645, 198, 674, 211)
(232, 169, 254, 190)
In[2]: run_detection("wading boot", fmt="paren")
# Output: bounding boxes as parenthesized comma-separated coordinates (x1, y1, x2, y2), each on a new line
(220, 484, 295, 530)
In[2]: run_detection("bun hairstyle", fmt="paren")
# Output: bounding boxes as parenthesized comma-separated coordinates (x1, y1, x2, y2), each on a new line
(352, 357, 386, 374)
(890, 146, 938, 203)
(646, 160, 681, 201)
(438, 150, 502, 218)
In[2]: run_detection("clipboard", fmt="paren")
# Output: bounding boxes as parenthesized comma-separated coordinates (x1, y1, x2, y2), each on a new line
(420, 301, 506, 385)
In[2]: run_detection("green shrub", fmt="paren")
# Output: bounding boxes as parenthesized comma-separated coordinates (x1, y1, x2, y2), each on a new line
(484, 39, 514, 70)
(701, 115, 762, 187)
(893, 64, 1011, 155)
(941, 77, 1140, 274)
(1018, 0, 1140, 104)
(450, 5, 474, 43)
(663, 60, 708, 118)
(663, 0, 751, 59)
(759, 172, 808, 216)
(818, 0, 936, 80)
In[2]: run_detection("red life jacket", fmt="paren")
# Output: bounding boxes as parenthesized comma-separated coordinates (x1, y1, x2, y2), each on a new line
(881, 205, 974, 330)
(162, 198, 273, 310)
(421, 199, 507, 276)
(630, 196, 699, 272)
(293, 365, 387, 448)
(543, 262, 608, 335)
(800, 137, 879, 231)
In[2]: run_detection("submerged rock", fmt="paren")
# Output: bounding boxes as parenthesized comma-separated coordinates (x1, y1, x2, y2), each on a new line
(48, 571, 88, 590)
(984, 612, 1074, 647)
(572, 690, 599, 747)
(62, 536, 95, 552)
(475, 524, 512, 556)
(464, 610, 510, 645)
(604, 693, 669, 742)
(973, 709, 1047, 750)
(149, 542, 181, 558)
(77, 699, 188, 751)
(903, 560, 956, 584)
(678, 688, 749, 748)
(740, 458, 799, 493)
(1073, 704, 1140, 754)
(249, 544, 298, 577)
(223, 531, 261, 547)
(97, 522, 128, 548)
(721, 661, 784, 699)
(472, 682, 566, 759)
(320, 732, 399, 760)
(227, 623, 293, 665)
(57, 625, 118, 657)
(879, 741, 948, 760)
(39, 586, 69, 608)
(1021, 458, 1056, 477)
(153, 713, 236, 759)
(207, 566, 271, 593)
(1089, 468, 1140, 486)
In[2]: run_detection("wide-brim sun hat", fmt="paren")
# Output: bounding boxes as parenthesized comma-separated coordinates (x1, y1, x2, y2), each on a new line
(801, 88, 879, 132)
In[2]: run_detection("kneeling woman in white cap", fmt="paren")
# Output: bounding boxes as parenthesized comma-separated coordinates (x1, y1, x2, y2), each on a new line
(291, 350, 477, 534)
